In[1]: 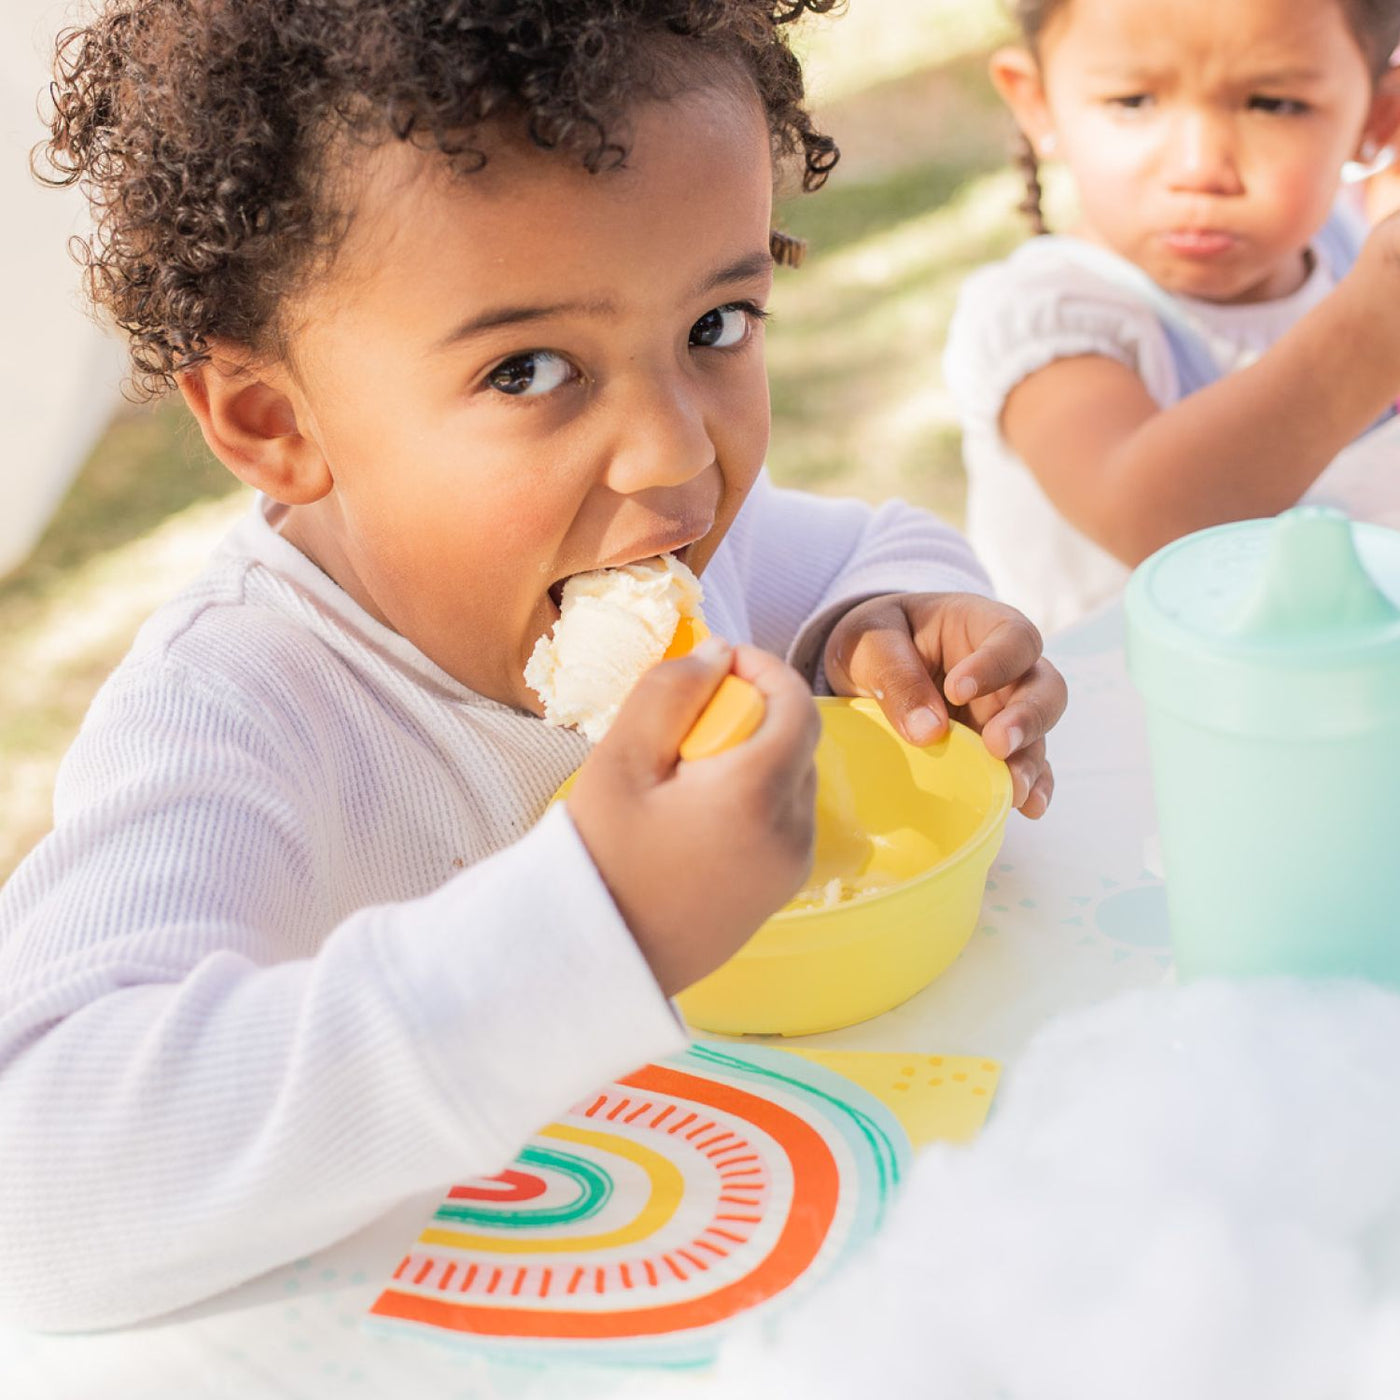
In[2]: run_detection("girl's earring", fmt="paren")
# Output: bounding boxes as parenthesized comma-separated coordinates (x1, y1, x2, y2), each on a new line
(1343, 140, 1397, 183)
(1038, 133, 1058, 158)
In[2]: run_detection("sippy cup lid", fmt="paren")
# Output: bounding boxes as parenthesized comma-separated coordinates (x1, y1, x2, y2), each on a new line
(1125, 507, 1400, 737)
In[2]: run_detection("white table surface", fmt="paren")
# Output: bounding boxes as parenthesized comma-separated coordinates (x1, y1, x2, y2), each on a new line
(1, 602, 1171, 1400)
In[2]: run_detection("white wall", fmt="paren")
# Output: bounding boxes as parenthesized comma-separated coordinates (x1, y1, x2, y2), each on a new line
(1, 1, 125, 578)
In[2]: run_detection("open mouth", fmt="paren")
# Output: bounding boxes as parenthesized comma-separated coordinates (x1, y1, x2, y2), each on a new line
(546, 542, 700, 614)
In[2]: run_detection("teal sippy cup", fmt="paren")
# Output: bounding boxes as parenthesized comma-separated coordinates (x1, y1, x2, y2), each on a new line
(1125, 507, 1400, 983)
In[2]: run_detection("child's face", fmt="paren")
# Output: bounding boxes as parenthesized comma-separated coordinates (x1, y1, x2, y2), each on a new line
(268, 84, 775, 712)
(1023, 0, 1383, 301)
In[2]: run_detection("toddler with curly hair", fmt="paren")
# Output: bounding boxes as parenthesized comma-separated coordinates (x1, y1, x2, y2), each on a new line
(0, 0, 1064, 1329)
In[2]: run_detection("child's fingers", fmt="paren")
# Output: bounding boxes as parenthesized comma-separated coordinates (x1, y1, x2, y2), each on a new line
(598, 636, 734, 780)
(942, 610, 1046, 708)
(681, 645, 820, 858)
(832, 615, 950, 746)
(1004, 737, 1049, 811)
(725, 643, 822, 765)
(1021, 764, 1055, 820)
(971, 659, 1068, 760)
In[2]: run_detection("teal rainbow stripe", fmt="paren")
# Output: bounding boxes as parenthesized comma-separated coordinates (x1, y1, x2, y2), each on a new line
(432, 1144, 612, 1229)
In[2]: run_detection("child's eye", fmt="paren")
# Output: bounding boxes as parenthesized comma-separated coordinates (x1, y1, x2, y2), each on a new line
(1247, 95, 1309, 116)
(1106, 94, 1153, 111)
(689, 303, 766, 350)
(485, 351, 574, 398)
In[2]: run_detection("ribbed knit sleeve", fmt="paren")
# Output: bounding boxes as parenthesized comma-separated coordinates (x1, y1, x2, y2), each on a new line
(0, 648, 685, 1331)
(706, 472, 992, 689)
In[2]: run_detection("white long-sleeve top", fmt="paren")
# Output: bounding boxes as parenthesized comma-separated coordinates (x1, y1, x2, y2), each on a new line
(0, 471, 989, 1331)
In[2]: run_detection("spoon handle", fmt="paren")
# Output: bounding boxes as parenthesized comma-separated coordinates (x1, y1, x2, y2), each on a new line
(680, 673, 765, 761)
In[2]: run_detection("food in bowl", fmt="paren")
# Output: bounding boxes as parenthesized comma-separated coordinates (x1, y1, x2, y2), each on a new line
(675, 698, 1012, 1036)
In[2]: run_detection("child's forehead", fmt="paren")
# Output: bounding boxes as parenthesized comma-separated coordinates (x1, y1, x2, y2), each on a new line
(289, 85, 775, 350)
(1047, 0, 1365, 74)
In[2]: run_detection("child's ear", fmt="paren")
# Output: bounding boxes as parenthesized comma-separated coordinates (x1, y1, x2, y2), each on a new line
(1361, 66, 1400, 158)
(989, 46, 1055, 155)
(177, 347, 332, 505)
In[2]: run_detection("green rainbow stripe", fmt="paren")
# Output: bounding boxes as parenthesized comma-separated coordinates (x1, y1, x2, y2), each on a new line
(433, 1145, 612, 1229)
(688, 1043, 904, 1213)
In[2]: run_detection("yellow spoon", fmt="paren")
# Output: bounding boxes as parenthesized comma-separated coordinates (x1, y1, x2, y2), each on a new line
(663, 616, 766, 761)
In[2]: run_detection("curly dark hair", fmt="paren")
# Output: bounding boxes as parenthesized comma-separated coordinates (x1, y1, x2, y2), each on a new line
(37, 0, 843, 398)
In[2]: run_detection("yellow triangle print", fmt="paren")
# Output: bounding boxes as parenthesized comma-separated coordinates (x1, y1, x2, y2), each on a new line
(783, 1050, 1000, 1148)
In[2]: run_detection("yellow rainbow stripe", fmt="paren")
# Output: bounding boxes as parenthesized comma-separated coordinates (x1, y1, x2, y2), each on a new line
(419, 1122, 683, 1255)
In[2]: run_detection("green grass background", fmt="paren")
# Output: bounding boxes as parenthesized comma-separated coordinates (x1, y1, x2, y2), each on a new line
(0, 0, 1042, 879)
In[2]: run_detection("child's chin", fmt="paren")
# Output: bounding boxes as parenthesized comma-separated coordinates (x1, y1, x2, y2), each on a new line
(1155, 262, 1249, 303)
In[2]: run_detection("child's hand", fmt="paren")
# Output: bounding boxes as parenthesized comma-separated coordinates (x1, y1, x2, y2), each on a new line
(824, 593, 1067, 819)
(567, 639, 820, 996)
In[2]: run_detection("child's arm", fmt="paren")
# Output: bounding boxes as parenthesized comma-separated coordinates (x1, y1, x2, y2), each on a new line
(1000, 220, 1400, 565)
(716, 470, 995, 679)
(0, 808, 676, 1329)
(0, 645, 814, 1331)
(568, 639, 819, 994)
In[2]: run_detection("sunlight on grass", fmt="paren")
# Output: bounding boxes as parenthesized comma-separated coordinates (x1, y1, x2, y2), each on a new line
(0, 400, 248, 876)
(3, 399, 238, 599)
(0, 491, 250, 875)
(795, 0, 1012, 106)
(766, 0, 1025, 516)
(766, 165, 1026, 517)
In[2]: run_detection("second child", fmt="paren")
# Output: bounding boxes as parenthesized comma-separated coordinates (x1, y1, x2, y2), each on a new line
(947, 0, 1400, 632)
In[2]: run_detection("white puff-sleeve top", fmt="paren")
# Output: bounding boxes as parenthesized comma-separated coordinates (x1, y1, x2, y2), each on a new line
(944, 233, 1351, 635)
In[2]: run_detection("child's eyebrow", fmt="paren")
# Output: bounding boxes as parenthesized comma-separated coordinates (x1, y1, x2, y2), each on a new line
(1243, 68, 1327, 86)
(429, 250, 775, 354)
(1085, 63, 1326, 87)
(691, 250, 777, 299)
(431, 299, 613, 352)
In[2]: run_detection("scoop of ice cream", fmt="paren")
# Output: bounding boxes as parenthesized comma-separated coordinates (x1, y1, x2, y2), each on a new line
(524, 553, 704, 742)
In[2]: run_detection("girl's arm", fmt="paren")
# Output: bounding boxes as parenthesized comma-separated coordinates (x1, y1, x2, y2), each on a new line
(1001, 231, 1400, 565)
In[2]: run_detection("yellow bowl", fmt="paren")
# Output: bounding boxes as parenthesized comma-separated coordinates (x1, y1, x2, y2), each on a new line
(679, 698, 1011, 1036)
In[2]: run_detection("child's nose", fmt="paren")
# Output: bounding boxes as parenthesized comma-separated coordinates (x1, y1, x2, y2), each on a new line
(1165, 110, 1244, 197)
(603, 373, 716, 494)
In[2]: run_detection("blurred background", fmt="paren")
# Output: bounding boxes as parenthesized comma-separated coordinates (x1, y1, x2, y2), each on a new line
(0, 0, 1065, 879)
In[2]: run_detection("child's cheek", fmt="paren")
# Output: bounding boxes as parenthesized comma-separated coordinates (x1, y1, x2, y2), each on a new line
(1255, 153, 1345, 247)
(1070, 123, 1152, 193)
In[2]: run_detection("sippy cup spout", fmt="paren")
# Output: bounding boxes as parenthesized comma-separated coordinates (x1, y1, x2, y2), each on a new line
(1229, 507, 1400, 641)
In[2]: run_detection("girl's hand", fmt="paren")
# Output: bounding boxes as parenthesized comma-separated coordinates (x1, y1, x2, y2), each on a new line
(824, 593, 1067, 818)
(567, 639, 820, 996)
